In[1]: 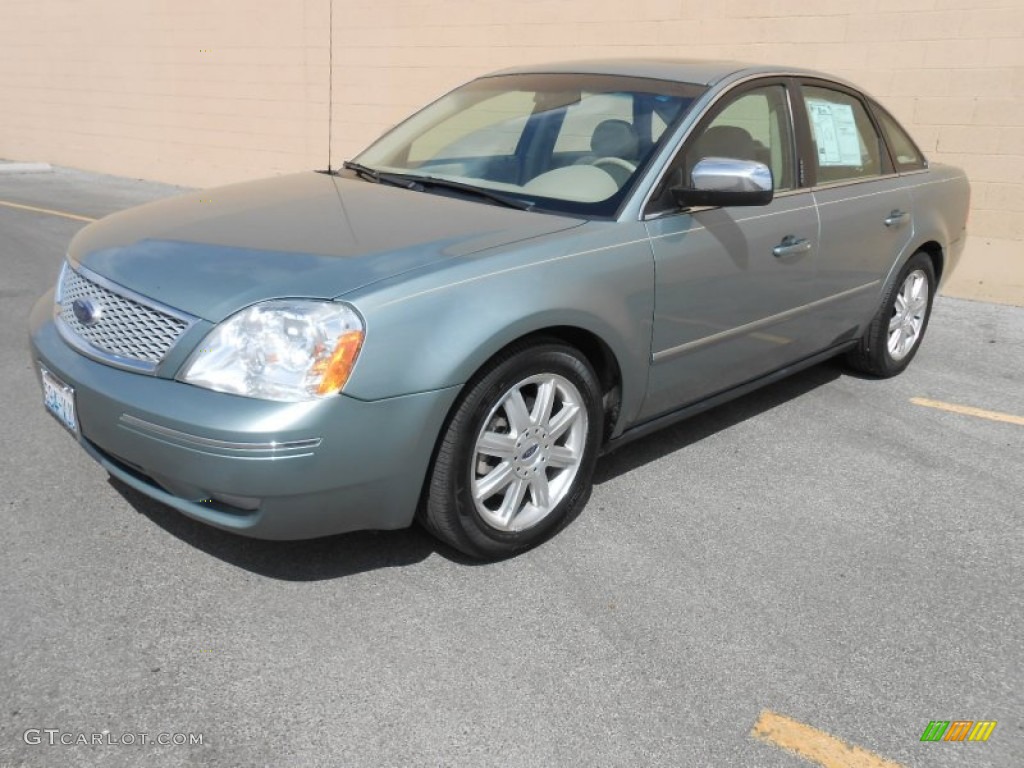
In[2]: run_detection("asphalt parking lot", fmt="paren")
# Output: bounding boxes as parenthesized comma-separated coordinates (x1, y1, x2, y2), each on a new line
(1, 166, 1021, 768)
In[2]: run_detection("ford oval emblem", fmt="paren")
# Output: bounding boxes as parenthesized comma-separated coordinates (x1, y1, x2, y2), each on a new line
(72, 298, 103, 326)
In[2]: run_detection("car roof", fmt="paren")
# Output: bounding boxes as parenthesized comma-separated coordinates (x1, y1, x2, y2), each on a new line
(485, 58, 845, 88)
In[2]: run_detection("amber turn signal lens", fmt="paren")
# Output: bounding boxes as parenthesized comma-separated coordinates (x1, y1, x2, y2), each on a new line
(315, 330, 364, 395)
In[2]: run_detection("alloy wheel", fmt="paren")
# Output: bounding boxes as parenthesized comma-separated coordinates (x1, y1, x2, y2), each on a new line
(470, 373, 588, 532)
(888, 268, 929, 361)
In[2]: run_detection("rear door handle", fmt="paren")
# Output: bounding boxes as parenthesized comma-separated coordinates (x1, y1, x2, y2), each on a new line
(885, 209, 909, 227)
(773, 236, 812, 258)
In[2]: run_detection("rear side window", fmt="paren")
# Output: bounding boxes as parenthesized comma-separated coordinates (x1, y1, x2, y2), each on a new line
(802, 86, 884, 184)
(873, 104, 927, 172)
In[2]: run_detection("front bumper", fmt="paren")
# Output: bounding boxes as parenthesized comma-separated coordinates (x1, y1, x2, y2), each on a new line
(29, 290, 460, 539)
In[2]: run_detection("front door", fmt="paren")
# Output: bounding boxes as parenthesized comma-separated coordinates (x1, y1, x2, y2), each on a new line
(641, 81, 823, 420)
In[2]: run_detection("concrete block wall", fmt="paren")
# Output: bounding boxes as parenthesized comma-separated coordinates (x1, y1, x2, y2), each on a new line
(1, 0, 1021, 302)
(0, 0, 330, 185)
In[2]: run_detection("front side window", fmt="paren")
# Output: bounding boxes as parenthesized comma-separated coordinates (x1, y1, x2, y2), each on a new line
(354, 74, 705, 217)
(648, 83, 795, 213)
(802, 86, 884, 184)
(691, 85, 795, 191)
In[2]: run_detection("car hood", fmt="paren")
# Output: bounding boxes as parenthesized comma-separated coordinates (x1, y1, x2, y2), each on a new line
(68, 171, 582, 322)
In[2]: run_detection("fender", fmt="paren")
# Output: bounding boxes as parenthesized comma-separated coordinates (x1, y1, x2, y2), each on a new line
(341, 222, 657, 434)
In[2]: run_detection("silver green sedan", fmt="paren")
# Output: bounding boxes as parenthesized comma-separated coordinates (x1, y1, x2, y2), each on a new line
(29, 60, 970, 559)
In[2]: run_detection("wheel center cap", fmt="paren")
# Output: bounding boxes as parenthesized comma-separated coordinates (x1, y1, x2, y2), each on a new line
(514, 425, 549, 475)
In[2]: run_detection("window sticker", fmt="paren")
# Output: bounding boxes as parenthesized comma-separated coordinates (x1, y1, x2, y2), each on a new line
(806, 99, 862, 167)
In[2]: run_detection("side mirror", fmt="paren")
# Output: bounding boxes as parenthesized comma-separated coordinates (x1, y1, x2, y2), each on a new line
(672, 157, 774, 208)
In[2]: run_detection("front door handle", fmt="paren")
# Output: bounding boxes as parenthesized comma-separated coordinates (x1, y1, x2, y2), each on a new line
(885, 209, 909, 227)
(773, 235, 812, 258)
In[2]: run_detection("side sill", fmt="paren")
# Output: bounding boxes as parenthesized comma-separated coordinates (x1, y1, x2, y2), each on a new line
(602, 340, 857, 455)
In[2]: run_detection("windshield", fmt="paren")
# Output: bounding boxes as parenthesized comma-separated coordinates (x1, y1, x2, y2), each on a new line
(353, 73, 706, 217)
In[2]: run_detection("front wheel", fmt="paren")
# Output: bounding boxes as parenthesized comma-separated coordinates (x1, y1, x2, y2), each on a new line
(421, 341, 603, 559)
(847, 251, 936, 377)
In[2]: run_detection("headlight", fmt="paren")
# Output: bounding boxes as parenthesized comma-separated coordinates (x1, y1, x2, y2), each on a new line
(180, 300, 364, 402)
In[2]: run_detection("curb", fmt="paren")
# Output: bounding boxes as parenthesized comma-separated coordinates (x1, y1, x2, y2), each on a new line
(0, 162, 53, 174)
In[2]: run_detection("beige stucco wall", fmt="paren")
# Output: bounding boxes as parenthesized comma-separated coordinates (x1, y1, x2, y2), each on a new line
(1, 0, 1021, 303)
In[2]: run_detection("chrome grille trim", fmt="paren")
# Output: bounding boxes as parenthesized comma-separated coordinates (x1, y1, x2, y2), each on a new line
(55, 263, 199, 373)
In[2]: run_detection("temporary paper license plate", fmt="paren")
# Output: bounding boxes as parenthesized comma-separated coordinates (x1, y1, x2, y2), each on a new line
(41, 366, 78, 435)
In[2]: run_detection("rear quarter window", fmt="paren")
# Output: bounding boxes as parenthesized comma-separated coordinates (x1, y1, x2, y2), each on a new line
(873, 103, 928, 172)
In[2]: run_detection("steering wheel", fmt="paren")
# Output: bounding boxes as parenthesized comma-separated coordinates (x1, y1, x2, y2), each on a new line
(591, 156, 637, 175)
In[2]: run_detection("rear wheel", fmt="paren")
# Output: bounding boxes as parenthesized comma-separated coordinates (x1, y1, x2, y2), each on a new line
(421, 341, 602, 559)
(847, 251, 936, 377)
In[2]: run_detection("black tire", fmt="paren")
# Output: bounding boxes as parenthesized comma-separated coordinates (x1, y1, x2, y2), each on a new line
(846, 251, 936, 377)
(420, 340, 603, 560)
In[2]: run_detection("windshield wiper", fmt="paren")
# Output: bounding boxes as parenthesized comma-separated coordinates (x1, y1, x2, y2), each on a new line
(341, 160, 380, 182)
(342, 163, 535, 211)
(341, 161, 419, 190)
(400, 175, 536, 211)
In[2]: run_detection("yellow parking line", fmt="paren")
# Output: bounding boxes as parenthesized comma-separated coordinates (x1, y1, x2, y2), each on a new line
(0, 199, 96, 222)
(752, 710, 905, 768)
(911, 397, 1024, 427)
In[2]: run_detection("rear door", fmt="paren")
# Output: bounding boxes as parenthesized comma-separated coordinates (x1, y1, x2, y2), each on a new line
(796, 81, 915, 339)
(641, 79, 823, 420)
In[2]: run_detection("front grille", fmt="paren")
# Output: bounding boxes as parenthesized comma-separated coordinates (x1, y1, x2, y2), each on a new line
(57, 265, 192, 368)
